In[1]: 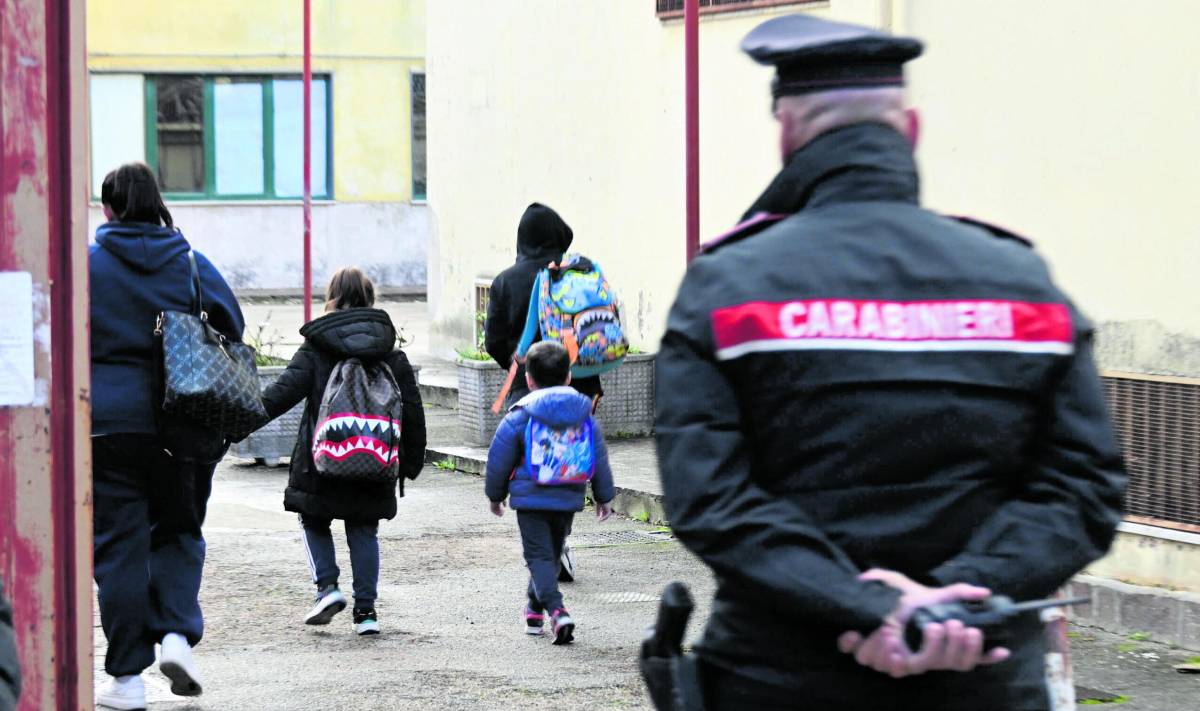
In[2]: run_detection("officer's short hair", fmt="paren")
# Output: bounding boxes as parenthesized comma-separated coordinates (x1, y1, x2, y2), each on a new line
(526, 341, 571, 388)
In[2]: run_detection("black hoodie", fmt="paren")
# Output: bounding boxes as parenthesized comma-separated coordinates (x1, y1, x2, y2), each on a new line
(484, 203, 601, 400)
(262, 308, 426, 521)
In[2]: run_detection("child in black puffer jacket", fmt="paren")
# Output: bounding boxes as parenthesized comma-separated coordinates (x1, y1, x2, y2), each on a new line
(260, 267, 425, 636)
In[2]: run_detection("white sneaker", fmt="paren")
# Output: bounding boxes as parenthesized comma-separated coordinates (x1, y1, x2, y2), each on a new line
(304, 585, 347, 625)
(558, 540, 577, 583)
(96, 674, 146, 710)
(159, 632, 203, 696)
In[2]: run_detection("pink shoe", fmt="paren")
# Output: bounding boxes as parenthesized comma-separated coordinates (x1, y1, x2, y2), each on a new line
(524, 606, 545, 636)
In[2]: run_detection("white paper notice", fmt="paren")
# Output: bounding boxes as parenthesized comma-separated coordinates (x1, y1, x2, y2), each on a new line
(0, 271, 36, 407)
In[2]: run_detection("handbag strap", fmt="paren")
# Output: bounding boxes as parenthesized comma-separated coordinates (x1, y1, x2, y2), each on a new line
(187, 250, 207, 320)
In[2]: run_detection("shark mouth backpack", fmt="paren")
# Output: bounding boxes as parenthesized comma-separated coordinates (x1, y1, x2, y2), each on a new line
(492, 254, 629, 412)
(312, 358, 403, 481)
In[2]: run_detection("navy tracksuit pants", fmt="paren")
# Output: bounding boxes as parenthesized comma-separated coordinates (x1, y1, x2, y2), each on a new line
(299, 515, 380, 610)
(516, 510, 574, 613)
(92, 435, 214, 677)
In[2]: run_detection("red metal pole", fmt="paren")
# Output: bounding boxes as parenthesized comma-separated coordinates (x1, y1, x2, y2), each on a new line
(302, 0, 313, 321)
(684, 0, 700, 262)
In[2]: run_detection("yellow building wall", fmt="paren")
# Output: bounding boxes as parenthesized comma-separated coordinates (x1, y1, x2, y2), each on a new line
(87, 0, 426, 203)
(427, 0, 889, 352)
(902, 0, 1200, 377)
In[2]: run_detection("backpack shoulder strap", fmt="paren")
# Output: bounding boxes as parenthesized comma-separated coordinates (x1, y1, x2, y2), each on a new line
(514, 270, 545, 359)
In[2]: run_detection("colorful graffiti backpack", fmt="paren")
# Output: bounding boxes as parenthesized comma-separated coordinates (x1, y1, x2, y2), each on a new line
(522, 416, 596, 486)
(312, 358, 403, 482)
(492, 255, 629, 412)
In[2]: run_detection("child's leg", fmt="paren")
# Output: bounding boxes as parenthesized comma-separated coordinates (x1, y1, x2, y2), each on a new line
(343, 520, 380, 611)
(299, 514, 340, 590)
(516, 511, 564, 613)
(550, 512, 574, 565)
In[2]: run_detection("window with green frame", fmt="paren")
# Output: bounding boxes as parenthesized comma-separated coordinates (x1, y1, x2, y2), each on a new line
(145, 74, 332, 200)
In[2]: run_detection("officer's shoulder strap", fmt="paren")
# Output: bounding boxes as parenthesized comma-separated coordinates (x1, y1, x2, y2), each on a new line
(947, 215, 1035, 248)
(699, 211, 791, 255)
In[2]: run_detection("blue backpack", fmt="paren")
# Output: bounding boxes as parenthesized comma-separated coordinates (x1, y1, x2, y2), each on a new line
(522, 416, 596, 485)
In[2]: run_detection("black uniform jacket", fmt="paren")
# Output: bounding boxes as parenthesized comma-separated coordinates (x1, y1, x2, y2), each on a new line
(263, 308, 426, 522)
(655, 124, 1126, 708)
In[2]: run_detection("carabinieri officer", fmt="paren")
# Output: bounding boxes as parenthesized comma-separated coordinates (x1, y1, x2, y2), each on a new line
(654, 13, 1127, 710)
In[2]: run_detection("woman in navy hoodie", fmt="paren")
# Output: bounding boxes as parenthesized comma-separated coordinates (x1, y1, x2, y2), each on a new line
(90, 163, 243, 710)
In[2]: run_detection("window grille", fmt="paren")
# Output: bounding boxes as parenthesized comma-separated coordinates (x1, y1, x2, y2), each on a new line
(1101, 374, 1200, 531)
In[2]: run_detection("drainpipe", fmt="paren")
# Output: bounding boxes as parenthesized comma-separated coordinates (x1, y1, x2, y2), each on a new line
(684, 0, 700, 263)
(303, 0, 314, 321)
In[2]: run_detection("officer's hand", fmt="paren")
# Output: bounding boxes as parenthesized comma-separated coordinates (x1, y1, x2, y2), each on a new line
(836, 569, 1011, 677)
(489, 500, 506, 517)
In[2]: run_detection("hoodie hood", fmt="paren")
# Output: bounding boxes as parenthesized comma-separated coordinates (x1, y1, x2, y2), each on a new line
(516, 203, 573, 263)
(95, 221, 190, 272)
(299, 308, 397, 359)
(514, 386, 593, 427)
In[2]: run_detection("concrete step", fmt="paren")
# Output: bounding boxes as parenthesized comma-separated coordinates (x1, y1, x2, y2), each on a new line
(419, 380, 459, 409)
(425, 437, 666, 525)
(414, 358, 461, 409)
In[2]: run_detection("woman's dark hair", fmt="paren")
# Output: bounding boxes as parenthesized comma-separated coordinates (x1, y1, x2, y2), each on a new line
(525, 341, 571, 388)
(325, 267, 376, 311)
(100, 162, 173, 227)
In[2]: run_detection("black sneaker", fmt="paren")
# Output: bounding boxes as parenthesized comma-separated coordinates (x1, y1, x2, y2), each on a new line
(304, 584, 346, 625)
(353, 608, 380, 636)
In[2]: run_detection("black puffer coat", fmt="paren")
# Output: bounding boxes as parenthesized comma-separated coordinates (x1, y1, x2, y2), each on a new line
(485, 203, 601, 400)
(263, 308, 425, 521)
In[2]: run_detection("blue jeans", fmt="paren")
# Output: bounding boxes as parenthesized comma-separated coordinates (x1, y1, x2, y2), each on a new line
(92, 435, 213, 677)
(516, 510, 574, 613)
(299, 515, 379, 610)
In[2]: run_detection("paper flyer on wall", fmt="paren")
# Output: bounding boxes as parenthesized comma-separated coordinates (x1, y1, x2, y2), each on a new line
(0, 271, 36, 407)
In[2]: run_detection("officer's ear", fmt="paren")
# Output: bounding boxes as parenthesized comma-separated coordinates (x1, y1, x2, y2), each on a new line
(904, 108, 921, 149)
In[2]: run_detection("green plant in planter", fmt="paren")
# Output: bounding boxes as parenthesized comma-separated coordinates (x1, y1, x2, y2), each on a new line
(248, 312, 289, 366)
(456, 309, 493, 361)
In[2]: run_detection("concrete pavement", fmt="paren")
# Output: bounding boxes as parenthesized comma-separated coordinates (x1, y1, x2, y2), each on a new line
(95, 458, 715, 710)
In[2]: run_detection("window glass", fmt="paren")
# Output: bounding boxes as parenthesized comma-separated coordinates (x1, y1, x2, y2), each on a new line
(411, 73, 426, 200)
(155, 76, 205, 192)
(214, 80, 265, 195)
(89, 74, 146, 195)
(273, 78, 329, 197)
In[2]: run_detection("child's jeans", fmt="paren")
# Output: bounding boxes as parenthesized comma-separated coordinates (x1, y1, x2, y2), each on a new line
(516, 510, 575, 612)
(299, 514, 379, 610)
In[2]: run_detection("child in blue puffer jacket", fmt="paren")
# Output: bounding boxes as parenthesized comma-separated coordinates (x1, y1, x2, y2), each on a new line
(485, 340, 615, 645)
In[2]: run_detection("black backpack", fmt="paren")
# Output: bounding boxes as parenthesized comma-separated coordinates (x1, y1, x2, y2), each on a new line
(311, 358, 403, 481)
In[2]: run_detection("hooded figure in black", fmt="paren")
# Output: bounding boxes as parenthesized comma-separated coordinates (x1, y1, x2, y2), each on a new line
(485, 203, 602, 406)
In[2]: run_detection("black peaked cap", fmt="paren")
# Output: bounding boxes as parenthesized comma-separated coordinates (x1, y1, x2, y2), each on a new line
(741, 14, 923, 97)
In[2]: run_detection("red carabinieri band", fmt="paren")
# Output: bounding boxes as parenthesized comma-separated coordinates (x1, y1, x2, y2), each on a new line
(711, 298, 1073, 360)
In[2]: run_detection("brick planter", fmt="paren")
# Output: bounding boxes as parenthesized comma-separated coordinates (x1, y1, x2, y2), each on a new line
(456, 353, 655, 447)
(233, 363, 421, 466)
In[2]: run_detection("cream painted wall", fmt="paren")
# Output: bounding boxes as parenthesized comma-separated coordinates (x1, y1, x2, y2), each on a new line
(903, 0, 1200, 376)
(427, 0, 889, 354)
(87, 0, 426, 203)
